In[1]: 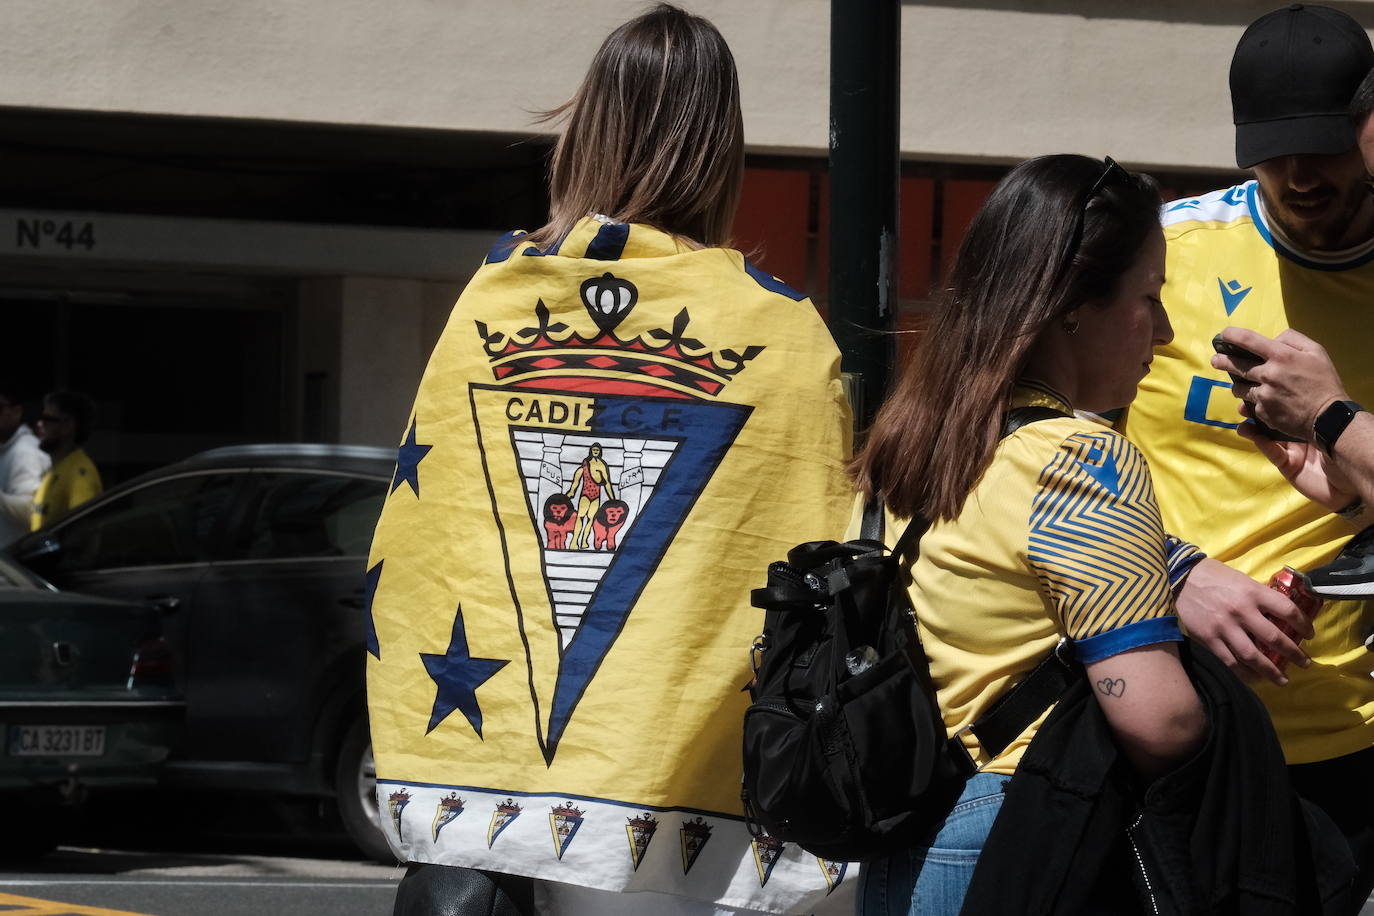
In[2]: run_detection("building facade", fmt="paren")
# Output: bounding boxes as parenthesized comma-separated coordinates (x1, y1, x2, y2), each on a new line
(1, 0, 1328, 477)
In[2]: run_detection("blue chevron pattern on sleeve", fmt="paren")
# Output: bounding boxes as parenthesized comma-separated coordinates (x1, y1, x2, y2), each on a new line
(1163, 535, 1206, 591)
(1028, 431, 1173, 643)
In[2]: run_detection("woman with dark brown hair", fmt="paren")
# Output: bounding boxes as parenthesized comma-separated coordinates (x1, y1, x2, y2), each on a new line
(373, 5, 853, 916)
(850, 155, 1208, 915)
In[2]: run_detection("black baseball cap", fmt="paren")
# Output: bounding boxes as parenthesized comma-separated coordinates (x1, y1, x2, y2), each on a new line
(1231, 4, 1374, 169)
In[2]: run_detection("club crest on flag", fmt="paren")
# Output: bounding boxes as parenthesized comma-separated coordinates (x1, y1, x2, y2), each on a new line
(625, 812, 658, 870)
(752, 834, 785, 887)
(680, 816, 713, 875)
(549, 802, 586, 860)
(432, 792, 465, 842)
(470, 275, 763, 761)
(388, 788, 411, 842)
(817, 858, 848, 894)
(488, 798, 522, 849)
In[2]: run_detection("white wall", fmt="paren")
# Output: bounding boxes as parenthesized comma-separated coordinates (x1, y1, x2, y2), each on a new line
(10, 1, 1373, 172)
(335, 277, 462, 447)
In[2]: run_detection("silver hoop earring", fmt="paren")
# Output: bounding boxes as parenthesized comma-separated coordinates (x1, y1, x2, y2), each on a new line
(1062, 317, 1079, 335)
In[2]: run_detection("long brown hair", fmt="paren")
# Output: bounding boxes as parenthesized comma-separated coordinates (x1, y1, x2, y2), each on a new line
(521, 4, 744, 251)
(850, 155, 1160, 522)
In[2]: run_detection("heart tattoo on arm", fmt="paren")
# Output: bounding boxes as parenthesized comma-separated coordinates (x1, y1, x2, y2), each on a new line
(1096, 677, 1126, 698)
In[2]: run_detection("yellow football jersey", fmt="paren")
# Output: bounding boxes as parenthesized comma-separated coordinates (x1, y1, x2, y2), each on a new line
(1124, 181, 1374, 764)
(364, 218, 854, 910)
(31, 447, 101, 530)
(855, 385, 1190, 775)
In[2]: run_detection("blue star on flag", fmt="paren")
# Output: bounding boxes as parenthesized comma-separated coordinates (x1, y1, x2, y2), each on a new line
(392, 418, 432, 497)
(421, 606, 508, 739)
(363, 560, 383, 659)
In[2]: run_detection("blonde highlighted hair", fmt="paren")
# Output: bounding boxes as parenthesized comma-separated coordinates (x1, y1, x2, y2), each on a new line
(521, 4, 745, 251)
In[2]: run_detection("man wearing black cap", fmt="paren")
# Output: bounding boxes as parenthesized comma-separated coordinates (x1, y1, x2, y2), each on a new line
(1122, 3, 1374, 901)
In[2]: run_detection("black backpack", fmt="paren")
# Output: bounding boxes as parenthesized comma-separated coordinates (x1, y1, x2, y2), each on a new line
(740, 407, 1076, 861)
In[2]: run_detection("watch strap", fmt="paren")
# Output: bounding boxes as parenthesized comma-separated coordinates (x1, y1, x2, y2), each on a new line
(1314, 399, 1364, 456)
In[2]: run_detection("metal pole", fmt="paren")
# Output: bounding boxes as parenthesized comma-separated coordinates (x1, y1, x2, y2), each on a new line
(829, 0, 900, 430)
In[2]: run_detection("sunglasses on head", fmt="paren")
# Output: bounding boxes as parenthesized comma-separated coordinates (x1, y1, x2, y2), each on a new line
(1083, 156, 1130, 209)
(1065, 156, 1132, 258)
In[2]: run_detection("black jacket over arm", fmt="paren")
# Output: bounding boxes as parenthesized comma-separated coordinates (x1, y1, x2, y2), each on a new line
(960, 644, 1355, 916)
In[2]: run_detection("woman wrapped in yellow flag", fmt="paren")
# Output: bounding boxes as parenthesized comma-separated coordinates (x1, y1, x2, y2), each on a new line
(367, 5, 853, 914)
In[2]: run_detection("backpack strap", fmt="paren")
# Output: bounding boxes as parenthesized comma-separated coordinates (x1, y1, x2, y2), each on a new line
(961, 641, 1077, 761)
(870, 404, 1068, 561)
(861, 494, 927, 561)
(888, 401, 1076, 767)
(1004, 404, 1069, 435)
(860, 497, 884, 541)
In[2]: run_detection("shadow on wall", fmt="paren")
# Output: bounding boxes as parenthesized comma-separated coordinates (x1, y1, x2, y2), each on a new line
(900, 0, 1374, 27)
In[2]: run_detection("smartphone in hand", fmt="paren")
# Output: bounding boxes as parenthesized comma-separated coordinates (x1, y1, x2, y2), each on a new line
(1210, 334, 1304, 442)
(1211, 333, 1262, 364)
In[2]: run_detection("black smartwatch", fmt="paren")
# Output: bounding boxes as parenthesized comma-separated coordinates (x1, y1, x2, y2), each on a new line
(1313, 399, 1364, 456)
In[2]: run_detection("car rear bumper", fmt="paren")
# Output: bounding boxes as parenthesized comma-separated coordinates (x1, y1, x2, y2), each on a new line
(0, 700, 184, 791)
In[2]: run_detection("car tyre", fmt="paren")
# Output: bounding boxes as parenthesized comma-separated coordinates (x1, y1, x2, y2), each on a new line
(335, 717, 396, 864)
(0, 809, 60, 860)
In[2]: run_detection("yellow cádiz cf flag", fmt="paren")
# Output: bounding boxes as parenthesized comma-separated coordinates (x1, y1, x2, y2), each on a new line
(365, 217, 854, 912)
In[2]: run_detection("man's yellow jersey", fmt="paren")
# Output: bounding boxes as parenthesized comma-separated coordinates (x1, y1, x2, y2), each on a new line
(1124, 180, 1374, 764)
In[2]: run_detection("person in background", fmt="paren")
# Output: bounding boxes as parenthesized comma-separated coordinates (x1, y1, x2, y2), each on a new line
(1212, 326, 1374, 601)
(1213, 327, 1373, 518)
(850, 155, 1207, 914)
(31, 390, 101, 530)
(1207, 68, 1374, 598)
(1120, 7, 1374, 904)
(852, 152, 1353, 915)
(0, 384, 49, 545)
(365, 6, 853, 915)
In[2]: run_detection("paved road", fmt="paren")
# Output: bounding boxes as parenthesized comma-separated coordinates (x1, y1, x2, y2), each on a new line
(9, 848, 1373, 916)
(0, 795, 400, 916)
(5, 836, 1373, 915)
(0, 847, 399, 916)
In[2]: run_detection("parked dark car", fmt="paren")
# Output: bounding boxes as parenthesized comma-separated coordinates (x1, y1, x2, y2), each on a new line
(0, 553, 182, 858)
(6, 444, 392, 861)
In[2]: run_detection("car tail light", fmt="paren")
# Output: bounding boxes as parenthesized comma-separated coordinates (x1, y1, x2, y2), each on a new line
(128, 637, 174, 689)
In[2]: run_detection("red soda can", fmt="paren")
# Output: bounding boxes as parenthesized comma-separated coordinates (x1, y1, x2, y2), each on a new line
(1262, 566, 1323, 671)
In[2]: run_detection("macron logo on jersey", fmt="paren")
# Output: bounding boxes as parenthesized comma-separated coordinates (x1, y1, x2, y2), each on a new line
(1217, 278, 1252, 315)
(1077, 446, 1121, 496)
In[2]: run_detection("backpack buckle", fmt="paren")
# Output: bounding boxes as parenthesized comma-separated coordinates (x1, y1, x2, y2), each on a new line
(750, 633, 769, 676)
(946, 725, 981, 775)
(1053, 636, 1075, 668)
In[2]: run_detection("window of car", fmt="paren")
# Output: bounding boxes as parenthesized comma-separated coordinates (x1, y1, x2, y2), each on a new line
(52, 473, 241, 573)
(233, 472, 386, 561)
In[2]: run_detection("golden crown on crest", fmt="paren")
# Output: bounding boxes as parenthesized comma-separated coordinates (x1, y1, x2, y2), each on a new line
(551, 801, 585, 819)
(475, 279, 764, 398)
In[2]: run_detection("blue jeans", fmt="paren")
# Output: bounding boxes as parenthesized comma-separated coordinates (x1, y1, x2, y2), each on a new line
(857, 772, 1011, 916)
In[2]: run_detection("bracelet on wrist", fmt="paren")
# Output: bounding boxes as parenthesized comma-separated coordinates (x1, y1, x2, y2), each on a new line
(1338, 499, 1367, 521)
